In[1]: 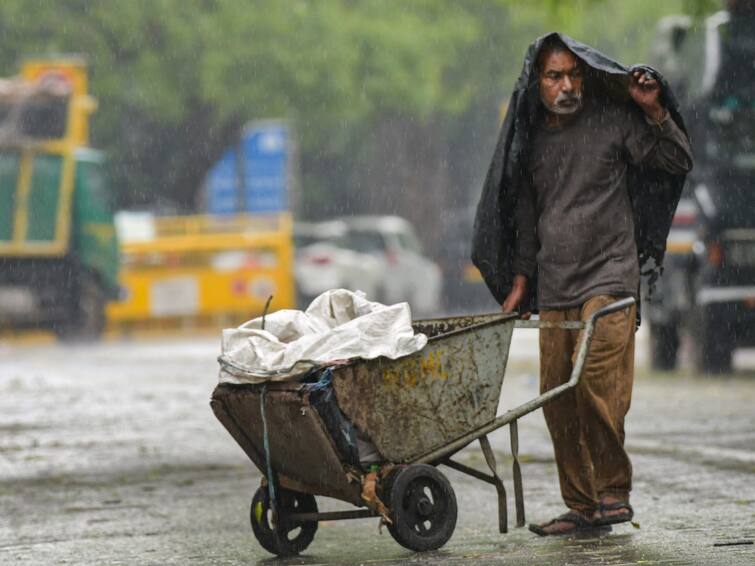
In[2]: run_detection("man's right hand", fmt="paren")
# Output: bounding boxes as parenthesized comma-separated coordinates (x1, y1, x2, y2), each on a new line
(502, 274, 529, 317)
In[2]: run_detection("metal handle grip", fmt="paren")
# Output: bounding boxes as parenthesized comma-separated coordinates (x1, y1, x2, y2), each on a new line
(586, 296, 637, 322)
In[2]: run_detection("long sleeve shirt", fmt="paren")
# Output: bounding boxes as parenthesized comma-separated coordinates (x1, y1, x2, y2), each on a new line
(512, 96, 693, 309)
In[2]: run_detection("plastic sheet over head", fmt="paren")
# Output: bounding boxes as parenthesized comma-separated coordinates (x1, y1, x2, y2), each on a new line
(218, 289, 428, 384)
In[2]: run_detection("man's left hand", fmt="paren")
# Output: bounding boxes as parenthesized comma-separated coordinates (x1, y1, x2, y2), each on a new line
(628, 69, 665, 123)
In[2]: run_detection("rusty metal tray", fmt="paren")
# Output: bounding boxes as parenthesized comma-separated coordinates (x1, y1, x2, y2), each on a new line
(330, 312, 516, 463)
(211, 382, 364, 506)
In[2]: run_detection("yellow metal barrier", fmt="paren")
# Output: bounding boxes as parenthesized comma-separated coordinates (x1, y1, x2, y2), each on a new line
(107, 213, 294, 332)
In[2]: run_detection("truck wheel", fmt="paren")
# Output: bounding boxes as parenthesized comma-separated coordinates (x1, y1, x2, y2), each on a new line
(694, 324, 732, 375)
(692, 307, 732, 375)
(55, 271, 106, 342)
(387, 464, 457, 552)
(250, 486, 318, 557)
(649, 323, 679, 371)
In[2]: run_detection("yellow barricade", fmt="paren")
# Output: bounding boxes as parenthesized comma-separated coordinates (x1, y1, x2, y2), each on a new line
(107, 213, 294, 333)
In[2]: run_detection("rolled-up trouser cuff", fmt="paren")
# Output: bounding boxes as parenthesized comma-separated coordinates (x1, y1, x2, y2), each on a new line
(598, 489, 630, 503)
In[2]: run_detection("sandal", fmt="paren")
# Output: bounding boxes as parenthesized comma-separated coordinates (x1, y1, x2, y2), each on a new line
(528, 511, 609, 537)
(594, 501, 634, 526)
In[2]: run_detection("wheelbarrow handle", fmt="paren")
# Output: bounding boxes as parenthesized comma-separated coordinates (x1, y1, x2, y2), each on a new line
(413, 297, 636, 465)
(515, 296, 636, 411)
(568, 296, 636, 391)
(510, 296, 636, 394)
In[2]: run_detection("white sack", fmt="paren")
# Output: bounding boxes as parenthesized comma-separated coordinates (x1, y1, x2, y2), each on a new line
(218, 289, 427, 384)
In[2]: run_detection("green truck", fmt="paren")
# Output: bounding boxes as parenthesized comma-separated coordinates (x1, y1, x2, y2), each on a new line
(0, 59, 118, 339)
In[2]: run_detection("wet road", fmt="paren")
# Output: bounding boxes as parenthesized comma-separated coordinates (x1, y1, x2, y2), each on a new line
(1, 331, 754, 565)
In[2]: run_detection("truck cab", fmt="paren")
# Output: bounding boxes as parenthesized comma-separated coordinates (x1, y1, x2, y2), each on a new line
(0, 59, 119, 339)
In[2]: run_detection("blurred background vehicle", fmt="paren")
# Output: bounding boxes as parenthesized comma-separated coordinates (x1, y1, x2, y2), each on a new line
(437, 207, 500, 314)
(647, 2, 755, 373)
(294, 219, 382, 307)
(334, 215, 442, 317)
(1, 1, 742, 349)
(294, 219, 345, 250)
(108, 212, 295, 333)
(0, 58, 119, 341)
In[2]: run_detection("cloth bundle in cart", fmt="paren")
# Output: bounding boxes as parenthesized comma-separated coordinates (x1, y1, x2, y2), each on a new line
(211, 289, 634, 556)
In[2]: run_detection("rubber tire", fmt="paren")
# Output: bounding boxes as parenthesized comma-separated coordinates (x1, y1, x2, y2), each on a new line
(649, 322, 679, 371)
(387, 464, 457, 552)
(694, 323, 732, 375)
(55, 271, 106, 342)
(250, 486, 318, 557)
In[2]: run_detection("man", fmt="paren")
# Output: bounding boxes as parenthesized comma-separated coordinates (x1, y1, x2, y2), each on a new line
(472, 34, 693, 536)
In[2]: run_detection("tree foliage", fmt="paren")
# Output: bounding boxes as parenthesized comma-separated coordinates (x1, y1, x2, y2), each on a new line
(0, 0, 721, 242)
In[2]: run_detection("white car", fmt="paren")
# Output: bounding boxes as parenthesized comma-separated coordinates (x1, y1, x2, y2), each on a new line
(336, 216, 442, 317)
(294, 221, 382, 307)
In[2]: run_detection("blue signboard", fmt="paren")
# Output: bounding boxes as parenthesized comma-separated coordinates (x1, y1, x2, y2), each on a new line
(205, 121, 290, 215)
(205, 149, 239, 215)
(242, 123, 288, 213)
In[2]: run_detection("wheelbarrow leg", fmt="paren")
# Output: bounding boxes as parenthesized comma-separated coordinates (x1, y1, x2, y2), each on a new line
(479, 435, 508, 533)
(510, 419, 525, 527)
(260, 385, 281, 529)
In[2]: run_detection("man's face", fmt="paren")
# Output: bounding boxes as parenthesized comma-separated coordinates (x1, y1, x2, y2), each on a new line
(539, 49, 584, 115)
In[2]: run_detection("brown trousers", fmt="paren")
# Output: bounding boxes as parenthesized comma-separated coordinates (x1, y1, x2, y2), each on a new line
(539, 295, 637, 515)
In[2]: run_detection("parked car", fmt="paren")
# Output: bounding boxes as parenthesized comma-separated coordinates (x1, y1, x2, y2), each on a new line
(294, 220, 345, 250)
(294, 220, 382, 308)
(335, 216, 442, 317)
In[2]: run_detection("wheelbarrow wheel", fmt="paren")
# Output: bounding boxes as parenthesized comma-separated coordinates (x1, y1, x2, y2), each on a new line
(250, 486, 318, 557)
(387, 464, 457, 552)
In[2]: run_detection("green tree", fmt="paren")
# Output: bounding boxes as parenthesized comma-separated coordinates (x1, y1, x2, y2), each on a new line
(0, 0, 722, 250)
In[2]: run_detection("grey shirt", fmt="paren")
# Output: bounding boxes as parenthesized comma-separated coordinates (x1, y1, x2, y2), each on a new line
(513, 96, 693, 309)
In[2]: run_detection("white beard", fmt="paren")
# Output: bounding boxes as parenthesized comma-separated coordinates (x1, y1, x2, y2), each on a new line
(543, 91, 583, 115)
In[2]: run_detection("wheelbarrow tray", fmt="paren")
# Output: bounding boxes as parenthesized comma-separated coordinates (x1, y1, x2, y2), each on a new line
(211, 312, 518, 505)
(331, 312, 517, 463)
(212, 382, 364, 505)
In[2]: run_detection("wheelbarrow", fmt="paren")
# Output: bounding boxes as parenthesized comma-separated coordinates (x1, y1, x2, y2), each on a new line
(211, 297, 635, 556)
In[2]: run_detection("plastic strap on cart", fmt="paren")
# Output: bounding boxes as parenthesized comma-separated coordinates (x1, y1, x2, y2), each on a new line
(304, 368, 361, 467)
(303, 366, 333, 390)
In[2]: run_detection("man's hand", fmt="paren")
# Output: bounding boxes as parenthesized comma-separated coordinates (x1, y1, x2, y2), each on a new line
(502, 274, 530, 318)
(628, 69, 665, 123)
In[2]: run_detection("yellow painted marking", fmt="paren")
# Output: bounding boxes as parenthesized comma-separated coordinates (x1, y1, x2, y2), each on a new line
(38, 140, 70, 154)
(0, 331, 56, 345)
(0, 240, 67, 256)
(384, 369, 400, 387)
(404, 368, 418, 388)
(419, 350, 449, 380)
(12, 150, 34, 243)
(463, 264, 483, 283)
(383, 350, 448, 388)
(666, 241, 694, 254)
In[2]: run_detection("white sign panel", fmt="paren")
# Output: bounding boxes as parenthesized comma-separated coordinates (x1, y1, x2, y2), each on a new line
(150, 277, 199, 317)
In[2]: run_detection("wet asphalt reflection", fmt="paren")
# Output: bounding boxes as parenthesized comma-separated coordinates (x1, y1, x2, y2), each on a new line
(0, 332, 753, 565)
